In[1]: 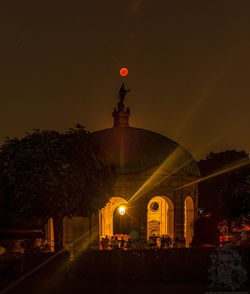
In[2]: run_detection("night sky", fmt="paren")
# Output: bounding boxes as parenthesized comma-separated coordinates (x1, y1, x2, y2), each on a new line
(1, 0, 250, 159)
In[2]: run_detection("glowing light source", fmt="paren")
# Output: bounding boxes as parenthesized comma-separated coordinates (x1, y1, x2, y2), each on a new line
(118, 206, 126, 215)
(120, 67, 128, 77)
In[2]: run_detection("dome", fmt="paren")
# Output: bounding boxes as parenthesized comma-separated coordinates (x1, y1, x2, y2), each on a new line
(92, 83, 200, 177)
(92, 127, 200, 177)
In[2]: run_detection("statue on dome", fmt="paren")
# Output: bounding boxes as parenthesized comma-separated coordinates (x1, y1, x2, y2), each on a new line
(118, 83, 130, 105)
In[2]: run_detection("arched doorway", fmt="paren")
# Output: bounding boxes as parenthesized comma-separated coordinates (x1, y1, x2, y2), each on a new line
(147, 196, 174, 240)
(99, 197, 128, 238)
(184, 196, 194, 247)
(113, 206, 131, 235)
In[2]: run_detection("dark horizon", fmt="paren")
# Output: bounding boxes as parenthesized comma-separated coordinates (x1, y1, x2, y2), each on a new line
(1, 0, 250, 160)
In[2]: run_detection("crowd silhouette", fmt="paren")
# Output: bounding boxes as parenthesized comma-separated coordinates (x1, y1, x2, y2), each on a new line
(100, 234, 187, 250)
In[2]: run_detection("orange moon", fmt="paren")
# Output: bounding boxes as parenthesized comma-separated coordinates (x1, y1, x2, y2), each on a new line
(120, 67, 128, 76)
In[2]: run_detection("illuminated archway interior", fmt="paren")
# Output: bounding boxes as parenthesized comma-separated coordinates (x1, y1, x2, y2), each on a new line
(99, 197, 128, 238)
(184, 196, 194, 247)
(147, 196, 174, 240)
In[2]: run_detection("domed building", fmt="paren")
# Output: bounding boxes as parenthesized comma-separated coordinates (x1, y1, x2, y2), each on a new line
(46, 84, 200, 250)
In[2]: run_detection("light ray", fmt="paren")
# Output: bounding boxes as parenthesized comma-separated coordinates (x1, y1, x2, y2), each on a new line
(128, 146, 194, 203)
(0, 224, 98, 294)
(125, 210, 138, 224)
(113, 209, 138, 226)
(175, 158, 250, 191)
(128, 142, 250, 205)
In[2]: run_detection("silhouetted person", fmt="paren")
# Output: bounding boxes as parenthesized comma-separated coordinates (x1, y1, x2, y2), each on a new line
(100, 238, 105, 250)
(166, 235, 172, 248)
(114, 237, 119, 249)
(149, 234, 157, 249)
(120, 237, 125, 249)
(161, 235, 166, 249)
(43, 243, 51, 253)
(104, 235, 109, 250)
(173, 236, 179, 248)
(110, 236, 115, 250)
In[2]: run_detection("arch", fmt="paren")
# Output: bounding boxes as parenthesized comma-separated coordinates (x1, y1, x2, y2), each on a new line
(99, 197, 128, 238)
(147, 196, 174, 240)
(184, 196, 194, 247)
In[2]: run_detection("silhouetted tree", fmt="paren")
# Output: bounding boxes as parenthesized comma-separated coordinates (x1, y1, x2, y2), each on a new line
(198, 150, 249, 215)
(0, 125, 116, 251)
(219, 165, 250, 233)
(198, 150, 249, 240)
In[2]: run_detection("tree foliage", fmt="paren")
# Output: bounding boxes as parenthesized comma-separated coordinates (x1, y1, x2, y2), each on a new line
(219, 165, 250, 232)
(0, 125, 116, 228)
(198, 150, 250, 235)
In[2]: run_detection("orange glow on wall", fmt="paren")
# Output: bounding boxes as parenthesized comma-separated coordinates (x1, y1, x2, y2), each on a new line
(120, 67, 128, 76)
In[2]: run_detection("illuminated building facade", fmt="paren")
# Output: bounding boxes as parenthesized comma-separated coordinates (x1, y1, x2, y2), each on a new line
(47, 87, 200, 250)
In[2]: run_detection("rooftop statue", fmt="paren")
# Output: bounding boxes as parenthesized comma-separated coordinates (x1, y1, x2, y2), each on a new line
(118, 83, 130, 105)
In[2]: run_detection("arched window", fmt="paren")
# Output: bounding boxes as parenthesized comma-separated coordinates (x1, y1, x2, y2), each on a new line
(147, 196, 174, 240)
